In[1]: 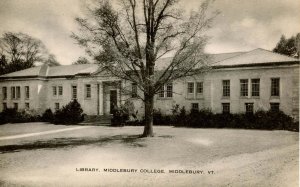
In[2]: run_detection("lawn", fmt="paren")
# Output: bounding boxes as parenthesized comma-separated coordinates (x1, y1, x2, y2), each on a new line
(0, 123, 298, 187)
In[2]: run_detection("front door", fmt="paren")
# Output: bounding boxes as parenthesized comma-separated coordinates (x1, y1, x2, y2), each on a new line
(110, 90, 117, 114)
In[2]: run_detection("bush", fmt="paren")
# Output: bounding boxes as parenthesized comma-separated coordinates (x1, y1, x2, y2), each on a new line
(0, 108, 40, 124)
(158, 105, 297, 131)
(111, 105, 130, 126)
(53, 99, 84, 124)
(41, 108, 54, 122)
(0, 108, 17, 124)
(172, 106, 188, 127)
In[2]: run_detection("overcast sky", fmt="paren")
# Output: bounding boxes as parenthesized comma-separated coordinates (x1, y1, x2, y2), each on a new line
(0, 0, 299, 65)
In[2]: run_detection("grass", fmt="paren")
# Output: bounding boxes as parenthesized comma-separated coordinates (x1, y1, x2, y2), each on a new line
(0, 123, 298, 187)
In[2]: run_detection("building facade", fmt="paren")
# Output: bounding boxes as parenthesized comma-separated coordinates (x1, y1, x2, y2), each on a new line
(0, 48, 299, 120)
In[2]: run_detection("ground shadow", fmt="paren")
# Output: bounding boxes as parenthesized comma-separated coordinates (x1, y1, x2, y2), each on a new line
(0, 134, 145, 154)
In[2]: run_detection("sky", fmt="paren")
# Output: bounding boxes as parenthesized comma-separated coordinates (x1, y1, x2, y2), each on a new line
(0, 0, 299, 65)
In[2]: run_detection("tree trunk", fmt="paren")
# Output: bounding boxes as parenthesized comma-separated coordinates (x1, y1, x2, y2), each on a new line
(142, 94, 154, 137)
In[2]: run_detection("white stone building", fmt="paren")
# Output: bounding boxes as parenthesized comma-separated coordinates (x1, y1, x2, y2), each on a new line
(0, 48, 299, 120)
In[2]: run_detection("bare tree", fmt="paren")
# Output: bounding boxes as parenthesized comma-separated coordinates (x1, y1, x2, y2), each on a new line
(72, 0, 218, 137)
(0, 32, 57, 75)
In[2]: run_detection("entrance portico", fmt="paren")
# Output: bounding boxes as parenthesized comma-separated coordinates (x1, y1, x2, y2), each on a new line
(96, 80, 121, 116)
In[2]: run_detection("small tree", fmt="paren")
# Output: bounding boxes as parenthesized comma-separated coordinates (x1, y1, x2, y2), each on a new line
(53, 99, 84, 124)
(41, 108, 54, 122)
(73, 0, 218, 137)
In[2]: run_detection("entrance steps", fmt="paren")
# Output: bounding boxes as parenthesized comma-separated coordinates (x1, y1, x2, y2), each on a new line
(80, 115, 112, 125)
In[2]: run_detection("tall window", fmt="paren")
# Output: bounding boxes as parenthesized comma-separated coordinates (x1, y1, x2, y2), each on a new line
(222, 80, 230, 97)
(85, 84, 91, 98)
(72, 86, 77, 99)
(53, 86, 57, 96)
(25, 86, 30, 99)
(158, 83, 173, 98)
(271, 78, 280, 96)
(58, 86, 63, 96)
(158, 86, 164, 97)
(270, 103, 280, 112)
(187, 82, 194, 94)
(132, 83, 137, 98)
(11, 87, 16, 99)
(222, 103, 230, 114)
(16, 86, 20, 99)
(240, 79, 248, 97)
(251, 79, 260, 97)
(166, 83, 173, 98)
(191, 103, 199, 110)
(2, 87, 7, 100)
(196, 82, 203, 94)
(245, 103, 254, 114)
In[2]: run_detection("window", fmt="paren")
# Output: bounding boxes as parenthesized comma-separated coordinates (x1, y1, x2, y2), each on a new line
(245, 103, 254, 114)
(25, 86, 30, 99)
(72, 86, 77, 99)
(11, 87, 16, 99)
(166, 83, 173, 98)
(271, 78, 280, 96)
(191, 103, 199, 110)
(132, 83, 137, 98)
(222, 80, 230, 97)
(251, 79, 260, 97)
(16, 86, 20, 99)
(222, 103, 230, 114)
(14, 103, 18, 110)
(55, 103, 60, 110)
(3, 103, 7, 110)
(158, 86, 165, 98)
(187, 82, 194, 94)
(85, 84, 91, 98)
(158, 83, 173, 98)
(240, 79, 248, 97)
(196, 82, 203, 94)
(2, 87, 7, 100)
(25, 103, 30, 109)
(270, 103, 280, 112)
(58, 86, 63, 96)
(53, 86, 57, 96)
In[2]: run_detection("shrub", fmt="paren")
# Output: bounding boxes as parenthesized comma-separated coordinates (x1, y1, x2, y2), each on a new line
(171, 105, 296, 131)
(53, 99, 84, 124)
(0, 108, 17, 124)
(152, 108, 173, 126)
(0, 108, 40, 124)
(254, 110, 294, 130)
(111, 105, 130, 126)
(172, 106, 188, 127)
(41, 108, 54, 122)
(181, 108, 214, 128)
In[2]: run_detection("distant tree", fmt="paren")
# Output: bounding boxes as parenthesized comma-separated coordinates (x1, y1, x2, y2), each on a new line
(45, 54, 60, 66)
(72, 0, 218, 137)
(296, 33, 300, 58)
(0, 55, 7, 75)
(73, 56, 90, 64)
(0, 32, 57, 75)
(273, 33, 300, 58)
